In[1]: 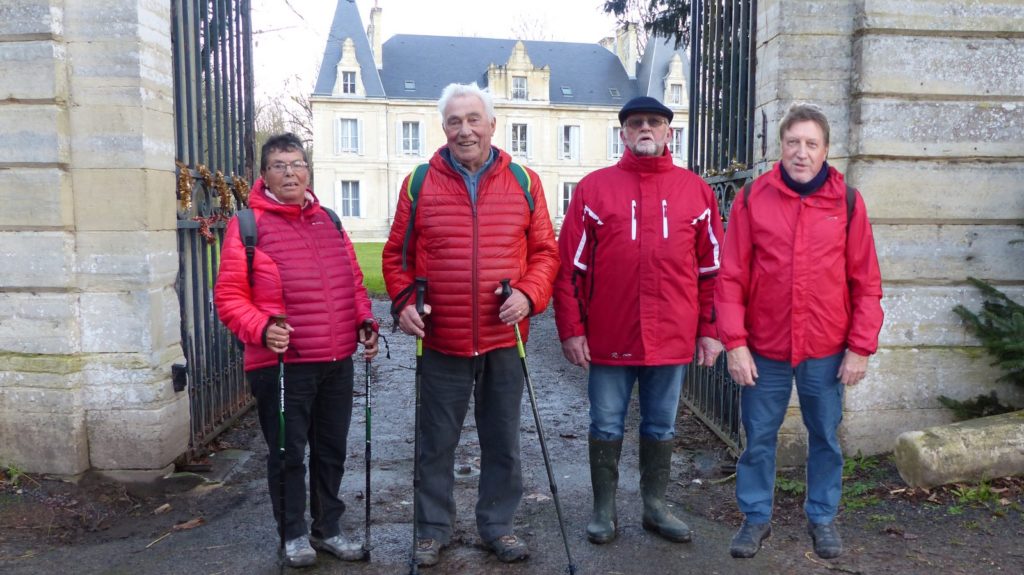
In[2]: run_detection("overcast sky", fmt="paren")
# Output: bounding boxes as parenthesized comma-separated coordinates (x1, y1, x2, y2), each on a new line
(250, 0, 620, 102)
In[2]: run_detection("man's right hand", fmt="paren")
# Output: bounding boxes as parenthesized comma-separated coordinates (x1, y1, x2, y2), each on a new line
(561, 335, 590, 369)
(398, 303, 431, 338)
(726, 345, 758, 386)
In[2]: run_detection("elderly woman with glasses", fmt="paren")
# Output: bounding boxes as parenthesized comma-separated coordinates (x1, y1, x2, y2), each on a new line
(215, 132, 379, 568)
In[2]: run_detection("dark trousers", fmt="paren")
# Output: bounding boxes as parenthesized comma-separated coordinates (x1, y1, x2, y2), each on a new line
(250, 358, 354, 540)
(417, 346, 524, 544)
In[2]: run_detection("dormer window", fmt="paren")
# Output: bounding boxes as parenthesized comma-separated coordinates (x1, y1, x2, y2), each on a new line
(341, 71, 356, 94)
(404, 80, 416, 91)
(512, 76, 528, 100)
(608, 87, 620, 98)
(560, 86, 573, 97)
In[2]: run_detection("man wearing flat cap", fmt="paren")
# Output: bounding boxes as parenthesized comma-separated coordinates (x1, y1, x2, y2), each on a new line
(553, 96, 725, 546)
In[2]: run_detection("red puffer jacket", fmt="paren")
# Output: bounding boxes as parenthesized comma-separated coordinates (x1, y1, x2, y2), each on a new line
(715, 163, 884, 366)
(382, 147, 559, 357)
(215, 179, 375, 371)
(553, 147, 724, 365)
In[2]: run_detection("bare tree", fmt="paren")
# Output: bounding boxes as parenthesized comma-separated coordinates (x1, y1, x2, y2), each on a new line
(510, 14, 553, 41)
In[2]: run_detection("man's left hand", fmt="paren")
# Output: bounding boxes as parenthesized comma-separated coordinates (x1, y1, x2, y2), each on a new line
(696, 337, 724, 367)
(838, 350, 868, 386)
(494, 285, 531, 325)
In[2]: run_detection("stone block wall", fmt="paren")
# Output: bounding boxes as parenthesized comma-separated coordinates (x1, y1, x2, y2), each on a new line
(0, 0, 187, 477)
(753, 0, 1024, 464)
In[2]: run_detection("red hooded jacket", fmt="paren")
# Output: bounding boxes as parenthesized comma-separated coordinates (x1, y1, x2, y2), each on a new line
(553, 147, 724, 365)
(382, 147, 559, 357)
(214, 180, 375, 371)
(715, 163, 884, 365)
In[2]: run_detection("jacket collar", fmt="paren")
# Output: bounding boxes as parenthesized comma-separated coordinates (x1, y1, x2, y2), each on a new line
(248, 177, 321, 218)
(617, 146, 675, 173)
(765, 162, 845, 201)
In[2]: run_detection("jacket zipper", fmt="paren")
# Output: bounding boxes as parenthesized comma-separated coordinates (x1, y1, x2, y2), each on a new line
(631, 200, 637, 241)
(472, 199, 480, 355)
(662, 199, 668, 239)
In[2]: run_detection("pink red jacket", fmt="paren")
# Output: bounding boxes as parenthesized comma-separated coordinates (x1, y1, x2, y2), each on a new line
(214, 179, 375, 371)
(715, 163, 884, 365)
(553, 147, 724, 365)
(382, 147, 559, 357)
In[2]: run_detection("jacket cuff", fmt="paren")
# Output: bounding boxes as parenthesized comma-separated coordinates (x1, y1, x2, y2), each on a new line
(723, 338, 747, 351)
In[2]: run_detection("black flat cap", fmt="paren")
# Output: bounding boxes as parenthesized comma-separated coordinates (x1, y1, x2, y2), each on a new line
(618, 96, 674, 124)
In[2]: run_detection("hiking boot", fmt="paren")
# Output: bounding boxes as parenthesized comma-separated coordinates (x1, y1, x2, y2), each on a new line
(729, 521, 772, 558)
(639, 438, 692, 543)
(487, 534, 530, 563)
(808, 521, 843, 559)
(309, 533, 365, 561)
(414, 538, 442, 567)
(283, 536, 317, 568)
(587, 437, 622, 544)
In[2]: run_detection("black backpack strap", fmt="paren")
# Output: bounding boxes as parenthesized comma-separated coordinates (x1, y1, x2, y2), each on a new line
(322, 206, 343, 234)
(845, 184, 857, 231)
(742, 182, 753, 207)
(236, 208, 257, 286)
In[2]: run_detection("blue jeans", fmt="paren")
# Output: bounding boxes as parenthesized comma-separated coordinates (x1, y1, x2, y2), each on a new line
(736, 351, 845, 525)
(588, 364, 687, 441)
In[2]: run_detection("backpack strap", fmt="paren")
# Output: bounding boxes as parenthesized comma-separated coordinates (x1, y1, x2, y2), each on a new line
(509, 162, 534, 212)
(401, 163, 431, 271)
(322, 206, 343, 233)
(743, 181, 856, 231)
(236, 208, 257, 286)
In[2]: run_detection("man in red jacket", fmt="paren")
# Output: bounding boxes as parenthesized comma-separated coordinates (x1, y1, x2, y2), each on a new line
(215, 133, 379, 568)
(715, 104, 883, 560)
(382, 83, 558, 567)
(553, 96, 724, 546)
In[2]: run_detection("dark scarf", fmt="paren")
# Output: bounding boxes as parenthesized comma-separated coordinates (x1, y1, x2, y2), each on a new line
(781, 161, 829, 196)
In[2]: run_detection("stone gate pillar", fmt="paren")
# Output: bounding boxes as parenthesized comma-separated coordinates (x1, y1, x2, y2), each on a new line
(0, 0, 187, 479)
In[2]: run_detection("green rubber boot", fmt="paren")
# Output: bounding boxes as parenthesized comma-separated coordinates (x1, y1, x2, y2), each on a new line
(586, 437, 622, 544)
(639, 437, 692, 543)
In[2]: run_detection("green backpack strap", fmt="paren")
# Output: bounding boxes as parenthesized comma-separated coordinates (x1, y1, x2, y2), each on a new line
(401, 164, 431, 271)
(508, 162, 534, 211)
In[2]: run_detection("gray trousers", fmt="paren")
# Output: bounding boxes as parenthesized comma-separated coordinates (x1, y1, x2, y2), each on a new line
(416, 346, 524, 544)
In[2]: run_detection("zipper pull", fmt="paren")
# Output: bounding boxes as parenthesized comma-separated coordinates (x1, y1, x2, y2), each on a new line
(662, 199, 668, 239)
(631, 200, 637, 241)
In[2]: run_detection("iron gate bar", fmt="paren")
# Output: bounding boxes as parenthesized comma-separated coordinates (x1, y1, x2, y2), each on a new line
(684, 0, 758, 457)
(172, 0, 254, 459)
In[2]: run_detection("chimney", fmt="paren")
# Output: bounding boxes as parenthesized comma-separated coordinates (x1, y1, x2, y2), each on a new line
(367, 3, 383, 70)
(615, 22, 638, 79)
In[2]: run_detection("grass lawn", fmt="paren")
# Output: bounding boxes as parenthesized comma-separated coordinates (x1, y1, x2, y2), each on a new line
(353, 242, 385, 297)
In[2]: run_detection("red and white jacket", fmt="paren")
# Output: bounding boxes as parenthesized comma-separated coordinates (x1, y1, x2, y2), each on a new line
(553, 147, 724, 366)
(715, 163, 884, 366)
(214, 179, 375, 371)
(382, 147, 559, 357)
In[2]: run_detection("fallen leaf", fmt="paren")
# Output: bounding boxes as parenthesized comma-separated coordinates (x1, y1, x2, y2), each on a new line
(172, 517, 205, 531)
(523, 492, 551, 502)
(153, 503, 171, 515)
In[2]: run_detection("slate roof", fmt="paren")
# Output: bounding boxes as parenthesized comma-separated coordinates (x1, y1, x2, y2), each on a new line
(313, 0, 385, 97)
(636, 35, 691, 99)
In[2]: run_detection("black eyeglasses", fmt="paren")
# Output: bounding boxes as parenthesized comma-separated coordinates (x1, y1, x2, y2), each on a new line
(625, 117, 668, 129)
(267, 161, 309, 173)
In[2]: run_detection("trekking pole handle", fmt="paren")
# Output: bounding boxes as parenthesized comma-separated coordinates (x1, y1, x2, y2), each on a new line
(414, 277, 427, 316)
(499, 278, 513, 302)
(271, 314, 287, 328)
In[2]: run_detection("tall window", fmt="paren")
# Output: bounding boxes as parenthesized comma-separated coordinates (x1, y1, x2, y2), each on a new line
(342, 71, 356, 94)
(560, 125, 580, 160)
(608, 126, 624, 158)
(512, 76, 528, 100)
(402, 121, 421, 155)
(562, 182, 577, 216)
(336, 180, 360, 217)
(511, 123, 529, 156)
(668, 126, 687, 159)
(335, 118, 360, 154)
(669, 83, 683, 104)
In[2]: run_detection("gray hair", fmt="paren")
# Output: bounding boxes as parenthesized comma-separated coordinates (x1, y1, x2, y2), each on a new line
(437, 83, 496, 121)
(779, 102, 830, 146)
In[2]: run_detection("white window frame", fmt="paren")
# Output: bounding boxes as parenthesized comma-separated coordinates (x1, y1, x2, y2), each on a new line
(669, 83, 683, 105)
(342, 71, 357, 94)
(334, 118, 362, 155)
(608, 126, 624, 159)
(511, 76, 528, 100)
(335, 180, 361, 218)
(399, 120, 422, 156)
(561, 181, 577, 217)
(510, 122, 530, 158)
(559, 124, 580, 161)
(668, 125, 687, 159)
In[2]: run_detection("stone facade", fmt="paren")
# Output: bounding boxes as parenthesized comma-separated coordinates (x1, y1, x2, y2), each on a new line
(0, 0, 187, 477)
(754, 0, 1024, 463)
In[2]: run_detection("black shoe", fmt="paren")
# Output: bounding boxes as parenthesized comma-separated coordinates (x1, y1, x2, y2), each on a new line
(808, 521, 843, 559)
(414, 538, 442, 567)
(729, 521, 771, 558)
(487, 534, 530, 563)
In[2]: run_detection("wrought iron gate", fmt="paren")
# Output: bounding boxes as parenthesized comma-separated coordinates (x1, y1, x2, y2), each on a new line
(171, 0, 255, 459)
(684, 0, 758, 454)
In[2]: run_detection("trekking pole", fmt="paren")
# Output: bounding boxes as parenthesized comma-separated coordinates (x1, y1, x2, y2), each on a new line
(408, 278, 427, 575)
(271, 314, 288, 566)
(500, 280, 577, 575)
(362, 354, 373, 561)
